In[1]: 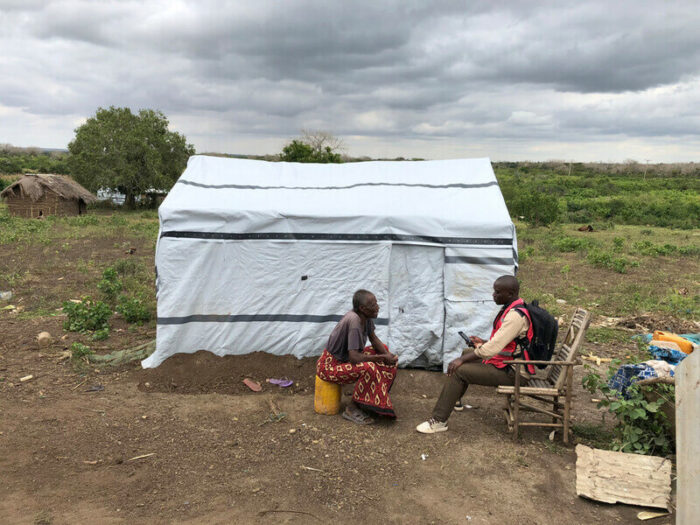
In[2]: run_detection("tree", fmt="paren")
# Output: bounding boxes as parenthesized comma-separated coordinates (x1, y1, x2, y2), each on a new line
(68, 107, 195, 207)
(280, 130, 343, 163)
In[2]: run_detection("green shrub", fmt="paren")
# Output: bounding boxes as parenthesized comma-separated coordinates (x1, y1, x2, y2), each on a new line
(510, 191, 560, 226)
(116, 295, 151, 324)
(679, 245, 700, 256)
(633, 240, 678, 257)
(612, 237, 625, 252)
(97, 267, 122, 304)
(582, 364, 674, 455)
(70, 342, 93, 359)
(91, 327, 110, 341)
(62, 298, 112, 333)
(587, 249, 638, 273)
(496, 165, 700, 229)
(518, 246, 535, 262)
(553, 236, 594, 252)
(113, 258, 143, 276)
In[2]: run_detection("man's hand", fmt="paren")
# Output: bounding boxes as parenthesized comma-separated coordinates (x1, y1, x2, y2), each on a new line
(469, 335, 485, 346)
(447, 356, 465, 376)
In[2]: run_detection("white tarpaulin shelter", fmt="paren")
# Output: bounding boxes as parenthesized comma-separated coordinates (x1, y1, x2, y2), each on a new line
(142, 155, 518, 370)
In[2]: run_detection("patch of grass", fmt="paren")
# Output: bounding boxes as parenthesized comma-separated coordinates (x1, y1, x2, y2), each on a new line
(586, 249, 639, 274)
(572, 423, 615, 450)
(33, 509, 53, 525)
(113, 258, 144, 276)
(0, 270, 25, 287)
(542, 440, 565, 455)
(586, 327, 632, 344)
(679, 245, 700, 256)
(660, 291, 699, 318)
(632, 240, 678, 257)
(553, 236, 596, 253)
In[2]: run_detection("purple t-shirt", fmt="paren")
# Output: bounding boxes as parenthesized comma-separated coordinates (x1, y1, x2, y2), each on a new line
(326, 310, 374, 363)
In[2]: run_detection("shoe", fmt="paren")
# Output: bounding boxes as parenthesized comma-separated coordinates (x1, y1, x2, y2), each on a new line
(416, 418, 448, 434)
(454, 400, 464, 412)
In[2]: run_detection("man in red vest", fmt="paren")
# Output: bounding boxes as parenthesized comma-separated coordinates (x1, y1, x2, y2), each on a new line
(416, 275, 532, 434)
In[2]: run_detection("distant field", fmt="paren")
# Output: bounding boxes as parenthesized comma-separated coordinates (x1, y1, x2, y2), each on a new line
(495, 162, 700, 229)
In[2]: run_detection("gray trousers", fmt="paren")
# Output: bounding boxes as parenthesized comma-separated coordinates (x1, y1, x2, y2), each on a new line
(432, 362, 517, 422)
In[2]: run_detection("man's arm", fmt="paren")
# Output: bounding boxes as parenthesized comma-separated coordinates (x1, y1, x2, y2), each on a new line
(473, 311, 528, 359)
(447, 350, 481, 376)
(446, 312, 529, 375)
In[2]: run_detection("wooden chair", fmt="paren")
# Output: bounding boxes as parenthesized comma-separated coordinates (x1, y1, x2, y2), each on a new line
(497, 308, 591, 443)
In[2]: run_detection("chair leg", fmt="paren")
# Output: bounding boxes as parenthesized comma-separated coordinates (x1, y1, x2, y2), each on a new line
(563, 367, 573, 444)
(513, 365, 521, 441)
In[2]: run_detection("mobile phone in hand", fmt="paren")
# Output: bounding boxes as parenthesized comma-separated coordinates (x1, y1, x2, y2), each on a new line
(458, 331, 475, 348)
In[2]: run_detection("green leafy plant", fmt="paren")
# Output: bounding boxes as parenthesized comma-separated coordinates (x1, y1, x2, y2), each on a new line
(113, 258, 142, 276)
(70, 342, 93, 359)
(552, 236, 596, 253)
(586, 249, 639, 273)
(97, 267, 123, 304)
(510, 191, 560, 226)
(612, 237, 625, 252)
(116, 295, 151, 324)
(582, 364, 674, 455)
(91, 327, 110, 341)
(632, 240, 678, 257)
(62, 298, 112, 334)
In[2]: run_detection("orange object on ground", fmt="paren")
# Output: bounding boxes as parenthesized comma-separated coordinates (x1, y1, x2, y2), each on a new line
(242, 378, 262, 392)
(652, 331, 693, 354)
(314, 375, 341, 415)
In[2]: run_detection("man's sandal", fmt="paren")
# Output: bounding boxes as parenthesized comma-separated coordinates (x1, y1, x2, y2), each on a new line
(342, 408, 375, 425)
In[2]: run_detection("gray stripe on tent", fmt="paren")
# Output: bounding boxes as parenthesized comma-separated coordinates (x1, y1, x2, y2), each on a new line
(444, 256, 514, 265)
(176, 179, 500, 191)
(160, 231, 513, 246)
(157, 314, 390, 326)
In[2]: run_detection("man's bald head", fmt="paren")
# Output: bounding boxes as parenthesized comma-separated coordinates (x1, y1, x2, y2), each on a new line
(492, 275, 520, 305)
(494, 275, 519, 294)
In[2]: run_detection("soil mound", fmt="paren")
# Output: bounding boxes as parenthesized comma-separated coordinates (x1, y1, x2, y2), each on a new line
(616, 314, 699, 334)
(136, 350, 317, 395)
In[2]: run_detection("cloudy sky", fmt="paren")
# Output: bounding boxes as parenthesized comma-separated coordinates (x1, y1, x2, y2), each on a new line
(1, 0, 700, 161)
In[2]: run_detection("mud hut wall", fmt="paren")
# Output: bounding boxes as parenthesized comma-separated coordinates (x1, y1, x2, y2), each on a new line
(5, 191, 81, 218)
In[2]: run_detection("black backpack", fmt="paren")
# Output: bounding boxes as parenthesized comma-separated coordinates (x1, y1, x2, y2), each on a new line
(514, 300, 559, 369)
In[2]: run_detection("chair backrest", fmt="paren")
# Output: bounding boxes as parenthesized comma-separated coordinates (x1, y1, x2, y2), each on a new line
(545, 308, 591, 390)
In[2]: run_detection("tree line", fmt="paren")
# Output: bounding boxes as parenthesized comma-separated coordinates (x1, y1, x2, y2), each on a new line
(2, 106, 698, 227)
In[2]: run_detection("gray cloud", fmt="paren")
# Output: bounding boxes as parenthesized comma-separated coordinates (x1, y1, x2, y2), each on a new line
(1, 0, 699, 160)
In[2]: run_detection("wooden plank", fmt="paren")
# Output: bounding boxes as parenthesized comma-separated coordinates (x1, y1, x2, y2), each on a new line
(676, 350, 700, 523)
(575, 445, 671, 510)
(496, 386, 559, 395)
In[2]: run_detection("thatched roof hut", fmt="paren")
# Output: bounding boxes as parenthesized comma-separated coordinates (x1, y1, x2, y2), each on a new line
(0, 174, 97, 218)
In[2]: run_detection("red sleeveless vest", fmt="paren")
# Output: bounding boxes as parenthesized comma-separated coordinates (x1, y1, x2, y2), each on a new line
(482, 298, 535, 374)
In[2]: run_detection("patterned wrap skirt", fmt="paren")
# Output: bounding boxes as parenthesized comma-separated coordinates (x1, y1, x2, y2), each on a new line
(316, 346, 397, 418)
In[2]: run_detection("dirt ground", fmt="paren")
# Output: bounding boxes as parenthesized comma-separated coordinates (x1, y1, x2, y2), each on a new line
(1, 323, 675, 524)
(1, 213, 688, 524)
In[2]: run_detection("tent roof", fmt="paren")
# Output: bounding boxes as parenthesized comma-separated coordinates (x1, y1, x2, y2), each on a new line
(159, 156, 513, 242)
